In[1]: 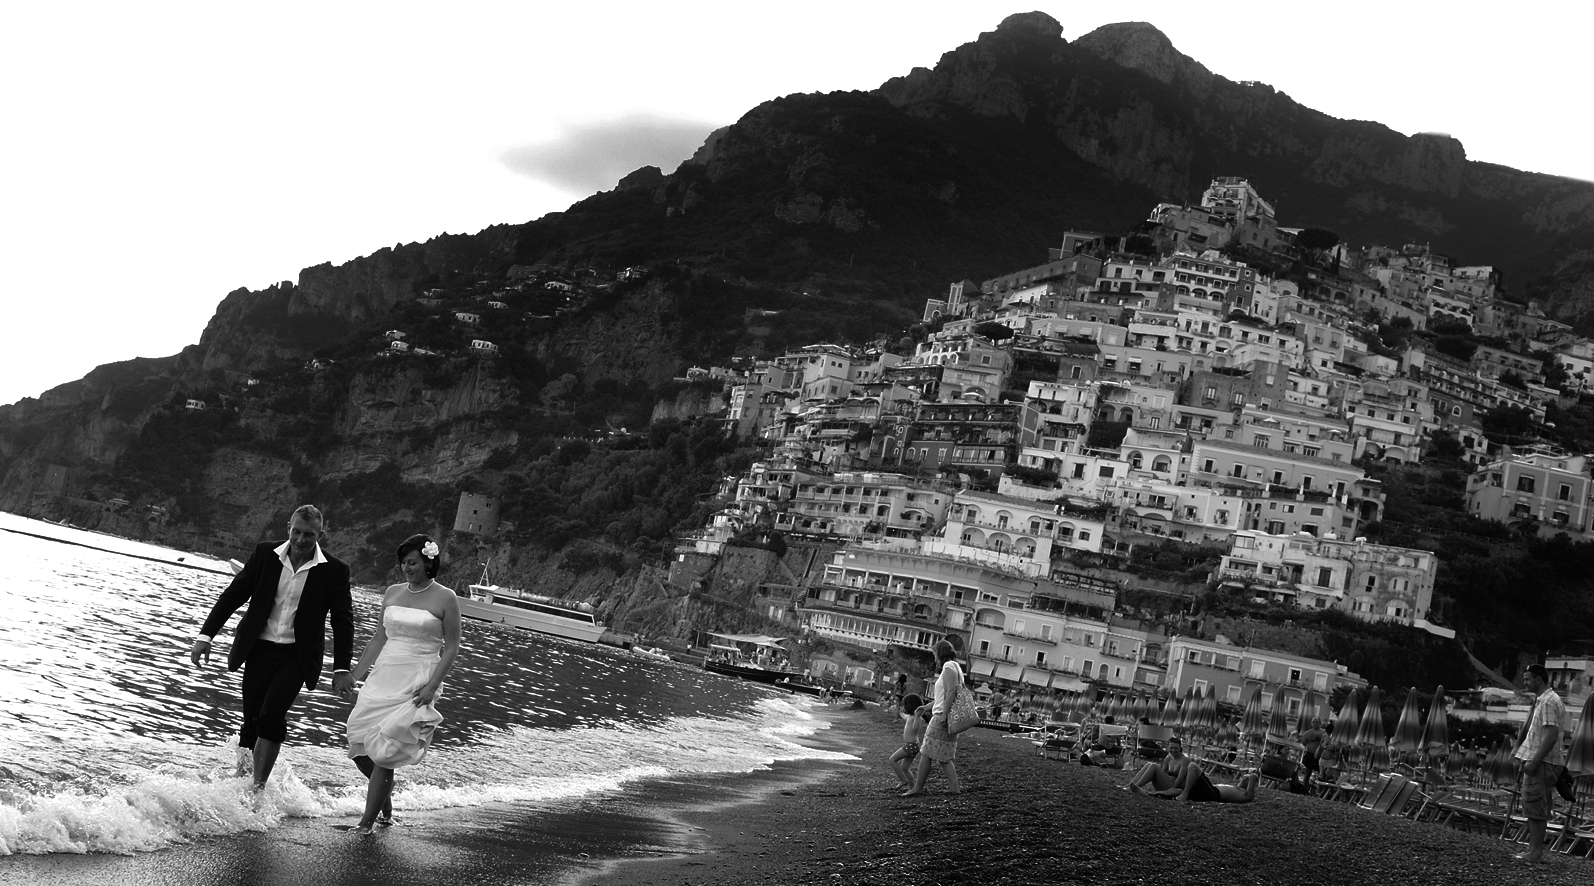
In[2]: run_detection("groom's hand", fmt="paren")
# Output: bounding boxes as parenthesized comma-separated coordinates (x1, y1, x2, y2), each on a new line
(190, 638, 211, 667)
(332, 672, 355, 698)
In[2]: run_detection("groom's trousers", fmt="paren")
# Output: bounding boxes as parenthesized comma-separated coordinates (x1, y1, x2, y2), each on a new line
(240, 639, 307, 747)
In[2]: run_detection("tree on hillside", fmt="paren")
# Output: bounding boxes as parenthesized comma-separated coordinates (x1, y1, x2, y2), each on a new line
(1295, 227, 1341, 252)
(973, 321, 1014, 342)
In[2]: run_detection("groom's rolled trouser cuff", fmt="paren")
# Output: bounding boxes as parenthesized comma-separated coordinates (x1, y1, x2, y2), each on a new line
(240, 640, 306, 747)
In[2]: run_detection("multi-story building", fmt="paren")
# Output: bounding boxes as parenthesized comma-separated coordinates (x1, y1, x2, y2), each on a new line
(900, 401, 1041, 480)
(1212, 531, 1441, 631)
(1101, 477, 1245, 543)
(801, 545, 975, 655)
(777, 470, 952, 540)
(1465, 448, 1594, 536)
(1165, 636, 1362, 718)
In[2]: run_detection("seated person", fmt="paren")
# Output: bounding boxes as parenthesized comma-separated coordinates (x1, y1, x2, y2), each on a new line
(1131, 762, 1259, 804)
(1125, 737, 1189, 793)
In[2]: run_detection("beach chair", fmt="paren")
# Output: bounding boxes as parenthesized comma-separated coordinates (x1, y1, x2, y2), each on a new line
(1355, 774, 1399, 812)
(1135, 725, 1173, 763)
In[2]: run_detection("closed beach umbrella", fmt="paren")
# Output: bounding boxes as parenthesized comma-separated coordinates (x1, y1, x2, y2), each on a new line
(1159, 692, 1181, 727)
(1181, 687, 1205, 734)
(1330, 689, 1361, 752)
(1487, 738, 1516, 787)
(1354, 686, 1385, 749)
(1368, 740, 1391, 773)
(1202, 684, 1221, 734)
(1134, 693, 1153, 724)
(1074, 690, 1095, 720)
(1391, 689, 1423, 753)
(1215, 716, 1238, 749)
(1240, 685, 1267, 739)
(1444, 742, 1464, 779)
(1566, 699, 1594, 776)
(1267, 696, 1290, 743)
(1047, 694, 1067, 721)
(1418, 686, 1449, 755)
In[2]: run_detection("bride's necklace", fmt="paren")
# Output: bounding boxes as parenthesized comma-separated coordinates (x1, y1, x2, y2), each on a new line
(407, 579, 433, 594)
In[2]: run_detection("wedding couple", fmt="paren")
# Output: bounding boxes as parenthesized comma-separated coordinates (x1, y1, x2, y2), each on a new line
(188, 504, 462, 835)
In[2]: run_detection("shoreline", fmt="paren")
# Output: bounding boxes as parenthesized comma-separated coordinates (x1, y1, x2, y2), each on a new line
(7, 705, 1591, 885)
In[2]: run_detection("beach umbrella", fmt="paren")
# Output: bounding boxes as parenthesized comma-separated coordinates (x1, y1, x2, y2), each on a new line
(1391, 689, 1424, 754)
(1159, 692, 1181, 727)
(1353, 686, 1385, 749)
(1047, 694, 1067, 721)
(1329, 689, 1361, 752)
(1566, 699, 1594, 776)
(1214, 716, 1238, 749)
(1444, 742, 1464, 779)
(1202, 684, 1221, 734)
(1134, 693, 1154, 724)
(1418, 686, 1449, 756)
(1266, 697, 1291, 743)
(1074, 690, 1095, 719)
(1486, 739, 1516, 787)
(1368, 741, 1391, 773)
(1240, 686, 1267, 739)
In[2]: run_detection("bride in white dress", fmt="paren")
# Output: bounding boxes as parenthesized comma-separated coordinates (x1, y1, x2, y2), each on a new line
(343, 534, 461, 834)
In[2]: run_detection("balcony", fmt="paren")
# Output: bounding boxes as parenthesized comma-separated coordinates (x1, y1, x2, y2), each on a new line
(970, 650, 1016, 664)
(1001, 629, 1058, 645)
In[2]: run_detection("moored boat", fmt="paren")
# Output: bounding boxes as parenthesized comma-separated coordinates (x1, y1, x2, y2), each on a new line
(461, 564, 606, 643)
(628, 645, 673, 663)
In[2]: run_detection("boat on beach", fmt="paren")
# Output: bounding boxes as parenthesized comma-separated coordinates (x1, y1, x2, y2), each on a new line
(628, 645, 673, 663)
(460, 564, 606, 643)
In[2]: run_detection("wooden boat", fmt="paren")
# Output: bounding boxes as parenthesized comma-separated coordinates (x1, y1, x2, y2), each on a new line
(703, 659, 806, 684)
(460, 564, 605, 643)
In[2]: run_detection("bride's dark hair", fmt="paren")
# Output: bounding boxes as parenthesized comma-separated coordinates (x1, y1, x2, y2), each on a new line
(396, 534, 441, 578)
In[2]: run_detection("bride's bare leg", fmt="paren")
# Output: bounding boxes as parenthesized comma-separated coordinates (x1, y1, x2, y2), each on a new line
(355, 766, 395, 834)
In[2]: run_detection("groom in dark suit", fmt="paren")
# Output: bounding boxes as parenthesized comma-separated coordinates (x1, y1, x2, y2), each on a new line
(190, 504, 355, 788)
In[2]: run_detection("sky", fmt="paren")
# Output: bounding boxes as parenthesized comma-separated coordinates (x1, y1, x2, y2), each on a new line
(3, 1, 1590, 408)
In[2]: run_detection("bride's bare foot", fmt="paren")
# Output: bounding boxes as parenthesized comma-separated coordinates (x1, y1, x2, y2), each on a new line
(376, 813, 395, 827)
(353, 823, 375, 835)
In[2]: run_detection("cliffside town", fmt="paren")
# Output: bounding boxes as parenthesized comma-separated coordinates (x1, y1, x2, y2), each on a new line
(662, 176, 1594, 712)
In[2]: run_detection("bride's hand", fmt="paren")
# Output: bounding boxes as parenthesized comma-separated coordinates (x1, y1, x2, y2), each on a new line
(411, 685, 437, 706)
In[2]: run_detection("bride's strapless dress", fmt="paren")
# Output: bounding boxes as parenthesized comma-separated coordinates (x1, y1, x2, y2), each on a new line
(345, 605, 445, 769)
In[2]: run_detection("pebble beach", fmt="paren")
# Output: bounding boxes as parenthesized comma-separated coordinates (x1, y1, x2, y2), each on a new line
(588, 704, 1591, 886)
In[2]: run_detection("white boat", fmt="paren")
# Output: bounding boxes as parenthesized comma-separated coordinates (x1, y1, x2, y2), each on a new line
(461, 564, 606, 643)
(628, 646, 672, 663)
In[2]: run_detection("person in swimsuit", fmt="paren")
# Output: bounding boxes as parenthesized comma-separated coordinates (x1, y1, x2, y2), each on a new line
(1130, 762, 1260, 803)
(1126, 736, 1190, 793)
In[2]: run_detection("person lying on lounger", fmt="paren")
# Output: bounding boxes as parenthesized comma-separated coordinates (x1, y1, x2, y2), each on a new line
(1125, 737, 1189, 793)
(1129, 762, 1259, 803)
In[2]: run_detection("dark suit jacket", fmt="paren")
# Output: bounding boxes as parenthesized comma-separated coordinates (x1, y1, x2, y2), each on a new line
(200, 541, 354, 690)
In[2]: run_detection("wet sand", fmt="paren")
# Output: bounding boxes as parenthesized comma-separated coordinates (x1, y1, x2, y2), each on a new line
(5, 706, 1590, 886)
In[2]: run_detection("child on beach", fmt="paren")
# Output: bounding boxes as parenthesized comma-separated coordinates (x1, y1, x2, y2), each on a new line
(889, 694, 929, 789)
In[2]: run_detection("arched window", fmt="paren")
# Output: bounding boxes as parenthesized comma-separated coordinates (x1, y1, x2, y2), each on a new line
(1129, 451, 1144, 470)
(1152, 455, 1172, 473)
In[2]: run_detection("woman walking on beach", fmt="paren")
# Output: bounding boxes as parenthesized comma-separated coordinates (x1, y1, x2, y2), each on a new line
(342, 535, 462, 834)
(903, 640, 963, 797)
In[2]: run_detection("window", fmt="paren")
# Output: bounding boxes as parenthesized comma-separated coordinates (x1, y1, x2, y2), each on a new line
(1316, 567, 1335, 587)
(1203, 459, 1215, 473)
(1099, 466, 1115, 478)
(1078, 531, 1091, 542)
(1289, 668, 1302, 684)
(1516, 476, 1536, 494)
(1559, 484, 1572, 502)
(1364, 575, 1377, 592)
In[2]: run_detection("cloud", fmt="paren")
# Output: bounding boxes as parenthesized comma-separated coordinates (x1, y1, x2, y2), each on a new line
(501, 115, 719, 195)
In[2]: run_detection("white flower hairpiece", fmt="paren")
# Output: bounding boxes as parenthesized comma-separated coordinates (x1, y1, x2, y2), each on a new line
(421, 540, 440, 558)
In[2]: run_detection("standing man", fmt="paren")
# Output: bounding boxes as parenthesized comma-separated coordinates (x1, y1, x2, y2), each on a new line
(190, 505, 355, 789)
(1512, 663, 1568, 864)
(1297, 717, 1327, 787)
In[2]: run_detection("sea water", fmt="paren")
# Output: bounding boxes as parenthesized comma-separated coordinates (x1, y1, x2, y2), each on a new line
(0, 512, 849, 856)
